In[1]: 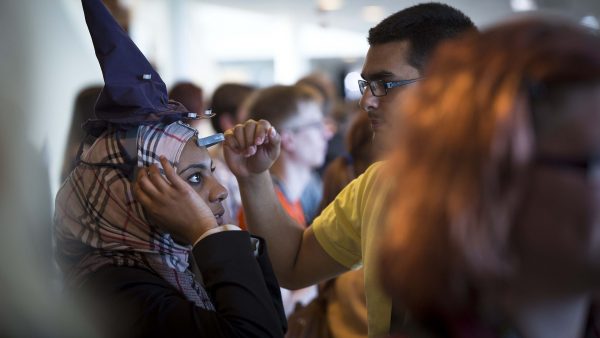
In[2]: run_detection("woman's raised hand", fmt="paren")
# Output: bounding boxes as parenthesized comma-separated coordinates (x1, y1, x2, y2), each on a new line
(134, 156, 218, 245)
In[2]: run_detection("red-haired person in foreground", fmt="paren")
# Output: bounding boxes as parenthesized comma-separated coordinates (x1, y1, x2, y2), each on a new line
(379, 17, 600, 338)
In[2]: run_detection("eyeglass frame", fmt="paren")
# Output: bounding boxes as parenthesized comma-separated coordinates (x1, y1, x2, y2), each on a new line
(284, 120, 327, 134)
(358, 78, 423, 97)
(535, 154, 600, 177)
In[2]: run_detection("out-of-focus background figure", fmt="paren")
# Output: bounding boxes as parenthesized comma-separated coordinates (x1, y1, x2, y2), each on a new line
(169, 81, 214, 136)
(380, 16, 600, 338)
(60, 85, 103, 182)
(319, 112, 376, 213)
(295, 72, 342, 224)
(238, 84, 332, 316)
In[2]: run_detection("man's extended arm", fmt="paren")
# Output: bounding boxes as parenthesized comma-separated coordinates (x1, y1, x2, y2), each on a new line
(224, 120, 348, 288)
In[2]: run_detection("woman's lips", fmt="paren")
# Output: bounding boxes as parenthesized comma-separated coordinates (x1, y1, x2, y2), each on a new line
(214, 211, 225, 226)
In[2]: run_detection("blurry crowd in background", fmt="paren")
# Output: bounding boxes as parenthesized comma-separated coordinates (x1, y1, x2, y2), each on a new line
(1, 0, 600, 337)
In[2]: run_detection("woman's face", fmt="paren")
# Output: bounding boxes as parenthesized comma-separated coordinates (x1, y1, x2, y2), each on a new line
(513, 84, 600, 287)
(176, 139, 228, 225)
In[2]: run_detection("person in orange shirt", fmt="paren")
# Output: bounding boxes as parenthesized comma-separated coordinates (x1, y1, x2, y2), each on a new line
(239, 182, 306, 228)
(237, 84, 331, 231)
(237, 84, 332, 316)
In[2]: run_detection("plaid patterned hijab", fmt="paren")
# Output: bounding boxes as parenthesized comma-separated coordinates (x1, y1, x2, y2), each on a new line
(54, 121, 214, 310)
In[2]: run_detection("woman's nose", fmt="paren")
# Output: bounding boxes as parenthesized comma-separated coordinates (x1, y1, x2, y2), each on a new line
(209, 180, 228, 203)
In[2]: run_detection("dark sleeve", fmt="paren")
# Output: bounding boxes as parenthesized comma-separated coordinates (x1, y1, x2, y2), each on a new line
(250, 235, 288, 333)
(85, 231, 285, 338)
(193, 231, 287, 337)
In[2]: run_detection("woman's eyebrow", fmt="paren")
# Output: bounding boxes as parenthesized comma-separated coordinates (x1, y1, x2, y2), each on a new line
(179, 163, 208, 174)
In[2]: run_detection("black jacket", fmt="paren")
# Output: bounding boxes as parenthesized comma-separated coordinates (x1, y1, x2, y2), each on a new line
(80, 231, 286, 338)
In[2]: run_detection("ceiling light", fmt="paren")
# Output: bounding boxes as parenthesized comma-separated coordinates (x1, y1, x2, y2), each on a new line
(317, 0, 343, 12)
(510, 0, 537, 12)
(362, 6, 385, 23)
(581, 15, 600, 30)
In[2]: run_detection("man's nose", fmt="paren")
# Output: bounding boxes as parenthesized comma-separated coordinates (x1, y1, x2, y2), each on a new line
(359, 88, 379, 112)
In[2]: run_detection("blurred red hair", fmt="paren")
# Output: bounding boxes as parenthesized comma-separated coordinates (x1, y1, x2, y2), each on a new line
(379, 17, 600, 318)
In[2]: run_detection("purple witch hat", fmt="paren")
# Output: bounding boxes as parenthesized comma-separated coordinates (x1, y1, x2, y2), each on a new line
(81, 0, 195, 133)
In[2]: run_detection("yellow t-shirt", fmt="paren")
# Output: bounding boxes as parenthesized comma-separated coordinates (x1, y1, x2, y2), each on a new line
(312, 162, 391, 337)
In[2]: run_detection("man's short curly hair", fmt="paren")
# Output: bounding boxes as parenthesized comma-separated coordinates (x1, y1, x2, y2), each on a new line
(368, 2, 476, 72)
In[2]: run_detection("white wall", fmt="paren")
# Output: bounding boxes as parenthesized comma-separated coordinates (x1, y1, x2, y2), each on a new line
(132, 1, 368, 92)
(0, 1, 102, 334)
(1, 0, 102, 196)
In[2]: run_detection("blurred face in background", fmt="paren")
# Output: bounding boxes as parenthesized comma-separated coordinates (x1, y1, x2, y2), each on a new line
(513, 84, 600, 287)
(282, 101, 332, 169)
(359, 40, 420, 152)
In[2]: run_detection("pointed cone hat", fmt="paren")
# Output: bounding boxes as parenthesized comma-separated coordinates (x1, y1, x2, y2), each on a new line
(81, 0, 190, 132)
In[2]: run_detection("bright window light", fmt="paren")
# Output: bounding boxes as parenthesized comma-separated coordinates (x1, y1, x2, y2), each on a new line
(510, 0, 537, 12)
(581, 15, 600, 30)
(344, 71, 362, 100)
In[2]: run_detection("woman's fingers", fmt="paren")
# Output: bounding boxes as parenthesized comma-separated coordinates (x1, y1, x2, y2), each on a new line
(159, 156, 186, 191)
(147, 163, 170, 192)
(133, 184, 154, 208)
(135, 167, 161, 198)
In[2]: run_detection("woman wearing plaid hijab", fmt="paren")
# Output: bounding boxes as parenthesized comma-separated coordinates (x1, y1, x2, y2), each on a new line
(54, 1, 285, 337)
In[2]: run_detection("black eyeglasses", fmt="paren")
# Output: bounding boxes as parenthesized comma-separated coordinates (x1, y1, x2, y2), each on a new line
(535, 154, 600, 177)
(358, 78, 422, 97)
(285, 120, 326, 133)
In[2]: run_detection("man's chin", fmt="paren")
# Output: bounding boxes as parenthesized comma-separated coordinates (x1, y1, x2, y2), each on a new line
(373, 132, 394, 154)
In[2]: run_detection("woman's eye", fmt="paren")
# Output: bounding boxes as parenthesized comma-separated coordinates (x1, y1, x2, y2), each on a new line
(187, 173, 202, 184)
(211, 166, 216, 173)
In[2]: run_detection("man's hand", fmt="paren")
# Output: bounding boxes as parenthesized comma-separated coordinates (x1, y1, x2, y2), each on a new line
(134, 156, 218, 245)
(223, 119, 281, 179)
